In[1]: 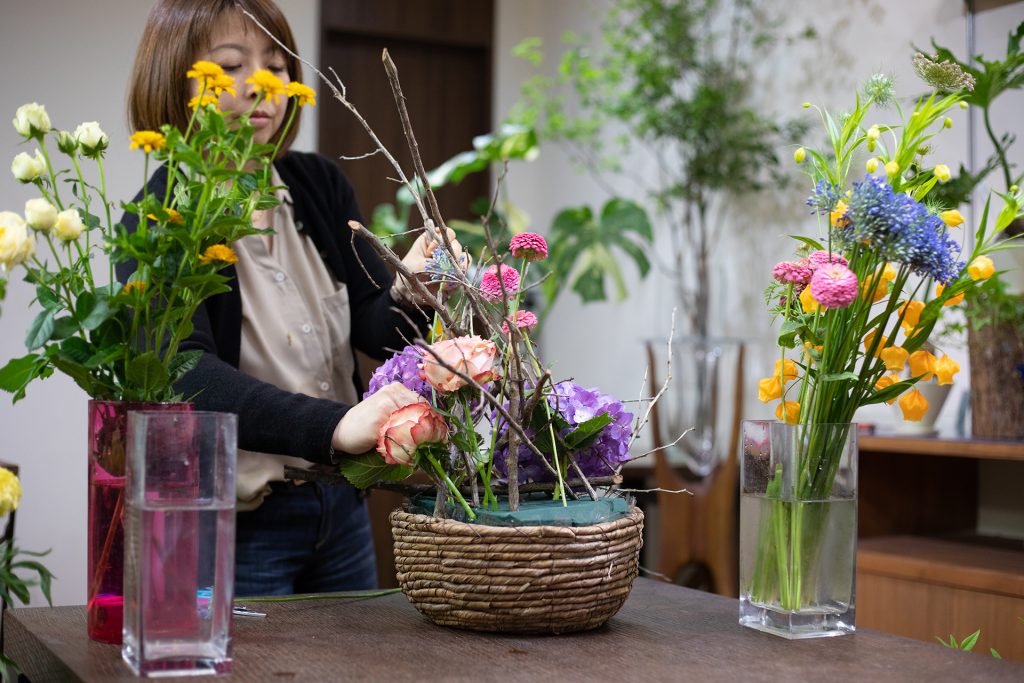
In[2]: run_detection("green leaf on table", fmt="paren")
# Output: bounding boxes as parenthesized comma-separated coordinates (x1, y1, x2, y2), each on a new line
(339, 451, 414, 490)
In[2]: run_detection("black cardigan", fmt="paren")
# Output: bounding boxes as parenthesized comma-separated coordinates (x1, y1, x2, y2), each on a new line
(116, 151, 427, 464)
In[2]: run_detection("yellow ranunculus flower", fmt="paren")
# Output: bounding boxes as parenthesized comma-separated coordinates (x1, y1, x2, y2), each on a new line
(799, 286, 820, 313)
(908, 349, 936, 381)
(286, 82, 317, 107)
(198, 244, 239, 266)
(935, 283, 964, 307)
(967, 255, 995, 281)
(246, 69, 287, 104)
(0, 467, 22, 517)
(130, 130, 166, 154)
(774, 359, 798, 382)
(940, 209, 964, 227)
(898, 388, 929, 421)
(899, 300, 925, 334)
(880, 345, 909, 372)
(775, 400, 800, 424)
(874, 373, 901, 404)
(757, 376, 783, 403)
(933, 354, 960, 385)
(933, 164, 951, 183)
(829, 200, 848, 227)
(885, 160, 900, 177)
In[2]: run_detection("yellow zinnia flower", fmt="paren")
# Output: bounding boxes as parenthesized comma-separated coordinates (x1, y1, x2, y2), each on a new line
(246, 69, 287, 104)
(209, 73, 236, 97)
(880, 345, 909, 372)
(899, 300, 925, 334)
(198, 244, 239, 266)
(933, 354, 960, 385)
(935, 283, 964, 307)
(940, 209, 964, 227)
(187, 60, 225, 83)
(757, 376, 783, 403)
(967, 255, 995, 281)
(898, 388, 929, 421)
(122, 280, 147, 296)
(286, 82, 316, 107)
(775, 400, 800, 424)
(189, 94, 221, 111)
(0, 467, 22, 517)
(874, 373, 901, 404)
(908, 349, 937, 382)
(129, 130, 166, 154)
(147, 208, 184, 225)
(799, 286, 820, 313)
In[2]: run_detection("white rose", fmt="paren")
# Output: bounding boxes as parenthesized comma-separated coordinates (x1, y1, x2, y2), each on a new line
(11, 150, 46, 182)
(24, 198, 58, 232)
(0, 211, 34, 268)
(53, 209, 85, 242)
(74, 121, 107, 155)
(12, 103, 51, 138)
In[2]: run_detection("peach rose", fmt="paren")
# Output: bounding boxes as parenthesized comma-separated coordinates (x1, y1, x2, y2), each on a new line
(420, 335, 499, 393)
(376, 403, 449, 466)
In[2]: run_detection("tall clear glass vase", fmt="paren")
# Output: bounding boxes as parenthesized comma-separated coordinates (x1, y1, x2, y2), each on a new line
(739, 420, 857, 638)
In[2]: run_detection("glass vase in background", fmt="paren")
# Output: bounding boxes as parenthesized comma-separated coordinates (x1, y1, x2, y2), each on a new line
(87, 400, 191, 644)
(123, 410, 236, 677)
(739, 420, 857, 638)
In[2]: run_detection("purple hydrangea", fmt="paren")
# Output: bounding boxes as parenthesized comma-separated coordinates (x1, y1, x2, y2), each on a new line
(363, 345, 433, 400)
(494, 381, 633, 484)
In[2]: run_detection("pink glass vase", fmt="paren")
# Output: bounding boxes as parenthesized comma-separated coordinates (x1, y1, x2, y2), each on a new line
(87, 400, 191, 644)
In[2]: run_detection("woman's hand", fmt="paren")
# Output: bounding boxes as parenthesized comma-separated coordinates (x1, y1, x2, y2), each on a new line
(332, 383, 425, 454)
(391, 224, 468, 303)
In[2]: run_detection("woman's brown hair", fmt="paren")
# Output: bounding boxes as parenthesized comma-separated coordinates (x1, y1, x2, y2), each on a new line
(127, 0, 302, 154)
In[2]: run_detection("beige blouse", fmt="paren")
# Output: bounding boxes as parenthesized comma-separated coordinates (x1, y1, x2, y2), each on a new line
(232, 168, 358, 510)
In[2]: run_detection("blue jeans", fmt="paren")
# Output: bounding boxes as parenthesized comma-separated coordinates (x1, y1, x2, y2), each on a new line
(234, 481, 377, 596)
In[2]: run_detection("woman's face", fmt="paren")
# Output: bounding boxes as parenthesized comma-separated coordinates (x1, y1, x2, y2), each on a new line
(197, 12, 290, 145)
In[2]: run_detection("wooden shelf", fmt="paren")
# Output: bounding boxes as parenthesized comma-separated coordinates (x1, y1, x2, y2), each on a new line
(859, 435, 1024, 461)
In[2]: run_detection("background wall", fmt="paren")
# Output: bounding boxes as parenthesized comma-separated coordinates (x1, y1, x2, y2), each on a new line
(0, 0, 318, 607)
(0, 0, 1020, 607)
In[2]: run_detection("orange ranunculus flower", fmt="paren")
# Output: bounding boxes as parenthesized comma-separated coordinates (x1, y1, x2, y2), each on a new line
(908, 349, 937, 382)
(757, 376, 783, 403)
(874, 373, 901, 404)
(898, 388, 929, 421)
(935, 283, 964, 307)
(933, 354, 960, 385)
(775, 400, 800, 424)
(420, 335, 499, 393)
(899, 300, 925, 334)
(198, 244, 238, 265)
(376, 402, 449, 466)
(967, 256, 995, 281)
(880, 345, 909, 372)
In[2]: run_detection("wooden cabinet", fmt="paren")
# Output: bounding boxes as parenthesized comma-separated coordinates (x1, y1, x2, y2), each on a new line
(857, 435, 1024, 661)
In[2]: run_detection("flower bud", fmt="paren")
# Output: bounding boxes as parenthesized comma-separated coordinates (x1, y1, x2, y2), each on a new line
(0, 211, 34, 268)
(940, 209, 964, 227)
(867, 139, 876, 153)
(1011, 185, 1020, 193)
(24, 198, 57, 232)
(794, 147, 806, 164)
(53, 208, 85, 242)
(11, 150, 46, 183)
(56, 130, 78, 155)
(867, 125, 880, 141)
(802, 102, 811, 108)
(884, 160, 900, 177)
(74, 121, 108, 157)
(959, 101, 969, 109)
(967, 255, 995, 281)
(12, 103, 51, 139)
(866, 157, 879, 174)
(943, 117, 953, 129)
(934, 164, 951, 183)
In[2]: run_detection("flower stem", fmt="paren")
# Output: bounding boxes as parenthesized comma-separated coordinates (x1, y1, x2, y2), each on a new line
(423, 450, 475, 521)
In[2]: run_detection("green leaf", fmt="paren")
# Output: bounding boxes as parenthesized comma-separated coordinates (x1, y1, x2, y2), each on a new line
(863, 379, 917, 406)
(600, 198, 653, 241)
(25, 310, 55, 350)
(817, 371, 860, 383)
(50, 316, 79, 341)
(0, 354, 45, 395)
(960, 629, 980, 652)
(564, 412, 615, 449)
(777, 319, 803, 349)
(790, 235, 826, 252)
(338, 451, 414, 489)
(35, 285, 60, 312)
(126, 352, 169, 397)
(167, 350, 202, 384)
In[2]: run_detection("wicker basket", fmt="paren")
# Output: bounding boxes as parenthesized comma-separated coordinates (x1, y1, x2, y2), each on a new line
(390, 505, 644, 634)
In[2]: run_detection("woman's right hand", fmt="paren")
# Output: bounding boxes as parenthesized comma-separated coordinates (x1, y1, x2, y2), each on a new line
(332, 382, 426, 454)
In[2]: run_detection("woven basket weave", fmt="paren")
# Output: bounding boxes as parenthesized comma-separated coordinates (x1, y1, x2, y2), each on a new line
(391, 505, 644, 634)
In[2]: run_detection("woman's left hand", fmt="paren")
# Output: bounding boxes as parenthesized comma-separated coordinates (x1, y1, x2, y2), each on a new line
(391, 224, 468, 303)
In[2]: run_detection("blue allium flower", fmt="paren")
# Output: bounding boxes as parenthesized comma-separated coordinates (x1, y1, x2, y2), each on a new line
(807, 180, 842, 214)
(363, 345, 432, 400)
(494, 381, 633, 483)
(837, 175, 962, 283)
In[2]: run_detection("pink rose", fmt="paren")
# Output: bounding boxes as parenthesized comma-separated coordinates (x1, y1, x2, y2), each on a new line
(420, 335, 500, 393)
(376, 403, 449, 466)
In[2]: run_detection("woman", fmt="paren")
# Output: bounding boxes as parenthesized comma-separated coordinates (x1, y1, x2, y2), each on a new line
(120, 0, 461, 595)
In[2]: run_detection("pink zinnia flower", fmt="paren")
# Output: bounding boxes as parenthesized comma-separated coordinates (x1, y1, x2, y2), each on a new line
(502, 310, 538, 336)
(479, 263, 520, 302)
(810, 263, 859, 309)
(808, 250, 848, 270)
(509, 232, 548, 261)
(772, 259, 812, 285)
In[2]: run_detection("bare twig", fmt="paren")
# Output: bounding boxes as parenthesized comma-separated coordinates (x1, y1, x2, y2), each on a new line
(622, 427, 694, 463)
(629, 308, 677, 448)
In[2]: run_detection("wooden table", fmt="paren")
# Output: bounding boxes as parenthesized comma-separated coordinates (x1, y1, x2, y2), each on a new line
(6, 578, 1021, 682)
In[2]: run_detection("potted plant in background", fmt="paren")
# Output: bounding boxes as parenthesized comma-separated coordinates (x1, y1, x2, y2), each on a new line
(0, 63, 313, 642)
(919, 20, 1024, 439)
(509, 0, 807, 476)
(743, 55, 1021, 638)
